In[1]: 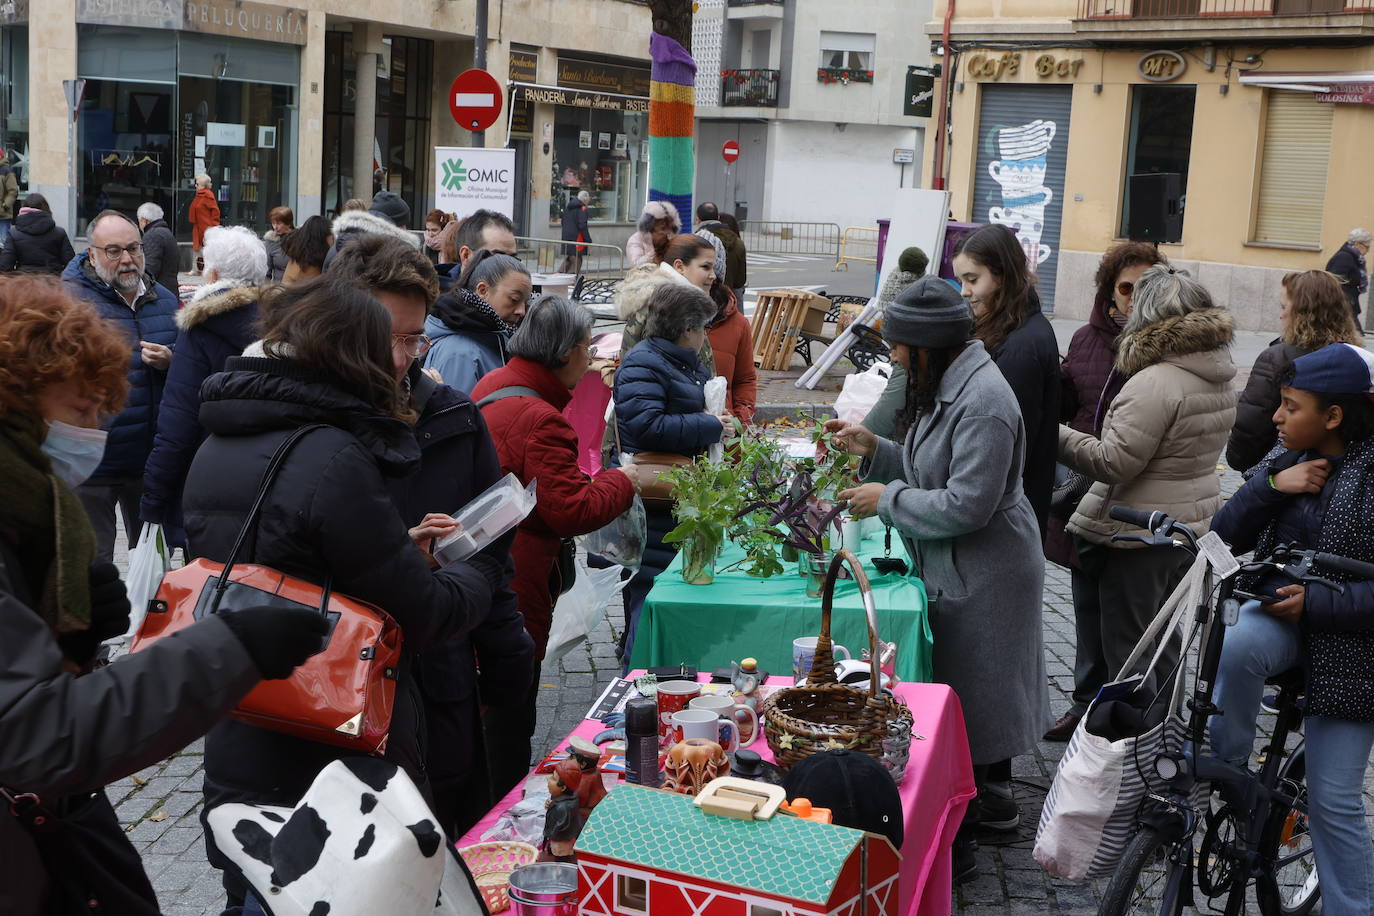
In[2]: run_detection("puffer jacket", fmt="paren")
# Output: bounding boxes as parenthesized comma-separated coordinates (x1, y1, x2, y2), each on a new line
(262, 229, 290, 282)
(614, 337, 722, 457)
(1060, 307, 1237, 547)
(706, 293, 756, 422)
(140, 218, 181, 293)
(1060, 293, 1123, 436)
(323, 209, 421, 269)
(0, 208, 75, 274)
(0, 536, 259, 916)
(140, 281, 262, 530)
(1225, 339, 1306, 474)
(424, 287, 512, 395)
(473, 357, 635, 658)
(1213, 441, 1374, 721)
(61, 253, 179, 479)
(182, 357, 505, 814)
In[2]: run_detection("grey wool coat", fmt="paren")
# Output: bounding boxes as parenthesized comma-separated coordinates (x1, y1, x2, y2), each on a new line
(863, 341, 1051, 764)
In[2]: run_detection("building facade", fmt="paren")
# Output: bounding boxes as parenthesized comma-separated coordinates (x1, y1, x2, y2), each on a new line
(1, 0, 652, 241)
(691, 0, 933, 230)
(923, 0, 1374, 327)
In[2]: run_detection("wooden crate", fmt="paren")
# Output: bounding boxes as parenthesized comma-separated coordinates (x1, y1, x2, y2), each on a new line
(751, 289, 831, 371)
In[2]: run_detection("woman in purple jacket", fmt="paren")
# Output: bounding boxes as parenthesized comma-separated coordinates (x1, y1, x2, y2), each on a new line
(1043, 241, 1165, 741)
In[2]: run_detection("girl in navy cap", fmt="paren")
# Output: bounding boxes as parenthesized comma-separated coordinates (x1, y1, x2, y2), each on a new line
(1209, 341, 1374, 915)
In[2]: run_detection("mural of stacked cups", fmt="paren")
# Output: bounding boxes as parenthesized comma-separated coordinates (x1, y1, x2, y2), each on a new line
(986, 119, 1057, 269)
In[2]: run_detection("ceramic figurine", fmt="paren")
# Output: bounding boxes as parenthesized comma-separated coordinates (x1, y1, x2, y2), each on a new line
(540, 761, 584, 862)
(566, 735, 608, 817)
(661, 738, 728, 796)
(731, 657, 762, 713)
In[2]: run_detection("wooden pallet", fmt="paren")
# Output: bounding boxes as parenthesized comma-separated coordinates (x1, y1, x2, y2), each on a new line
(751, 289, 826, 371)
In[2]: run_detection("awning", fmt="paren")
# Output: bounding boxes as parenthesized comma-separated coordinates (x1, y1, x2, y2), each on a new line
(1239, 70, 1374, 92)
(510, 81, 649, 114)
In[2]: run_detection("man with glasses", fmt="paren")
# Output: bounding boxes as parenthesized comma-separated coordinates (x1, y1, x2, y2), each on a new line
(61, 209, 179, 563)
(326, 234, 534, 840)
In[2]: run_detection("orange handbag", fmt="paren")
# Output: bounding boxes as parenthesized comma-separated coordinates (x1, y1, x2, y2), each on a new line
(131, 425, 403, 754)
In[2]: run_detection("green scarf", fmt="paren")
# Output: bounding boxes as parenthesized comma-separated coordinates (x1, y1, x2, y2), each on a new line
(0, 412, 94, 633)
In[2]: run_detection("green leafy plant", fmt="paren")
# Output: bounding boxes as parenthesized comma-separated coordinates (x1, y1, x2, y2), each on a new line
(663, 456, 740, 585)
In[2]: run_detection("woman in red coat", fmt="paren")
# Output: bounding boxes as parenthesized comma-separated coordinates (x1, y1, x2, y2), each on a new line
(472, 294, 644, 793)
(187, 173, 221, 275)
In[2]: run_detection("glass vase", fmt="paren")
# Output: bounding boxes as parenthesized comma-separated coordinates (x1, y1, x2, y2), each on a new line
(681, 535, 717, 585)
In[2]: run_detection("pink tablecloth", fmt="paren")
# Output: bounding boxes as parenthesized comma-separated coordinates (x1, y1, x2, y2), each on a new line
(458, 675, 975, 916)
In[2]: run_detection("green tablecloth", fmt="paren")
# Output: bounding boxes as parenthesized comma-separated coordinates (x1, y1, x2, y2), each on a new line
(630, 528, 932, 682)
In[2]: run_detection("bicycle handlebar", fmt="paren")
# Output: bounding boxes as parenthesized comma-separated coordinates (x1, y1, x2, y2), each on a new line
(1108, 506, 1165, 531)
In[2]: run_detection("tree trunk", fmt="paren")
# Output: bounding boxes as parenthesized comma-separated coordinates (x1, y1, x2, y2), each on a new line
(649, 0, 693, 51)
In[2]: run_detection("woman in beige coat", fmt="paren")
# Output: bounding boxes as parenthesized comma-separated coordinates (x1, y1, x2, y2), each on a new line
(1058, 265, 1236, 705)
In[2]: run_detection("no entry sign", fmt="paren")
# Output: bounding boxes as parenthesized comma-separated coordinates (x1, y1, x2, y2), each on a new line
(722, 140, 740, 163)
(449, 69, 503, 131)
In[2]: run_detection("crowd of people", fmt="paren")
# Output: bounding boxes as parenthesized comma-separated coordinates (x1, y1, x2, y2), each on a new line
(3, 186, 1374, 913)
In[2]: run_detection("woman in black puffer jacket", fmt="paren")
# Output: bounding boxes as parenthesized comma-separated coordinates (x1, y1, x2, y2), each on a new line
(0, 194, 74, 275)
(613, 282, 728, 664)
(182, 277, 507, 907)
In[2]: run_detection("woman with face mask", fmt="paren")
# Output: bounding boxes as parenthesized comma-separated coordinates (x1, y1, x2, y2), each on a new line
(0, 275, 324, 915)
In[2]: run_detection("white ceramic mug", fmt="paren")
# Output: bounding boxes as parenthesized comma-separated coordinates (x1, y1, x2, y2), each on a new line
(689, 695, 757, 752)
(793, 636, 851, 685)
(670, 708, 738, 749)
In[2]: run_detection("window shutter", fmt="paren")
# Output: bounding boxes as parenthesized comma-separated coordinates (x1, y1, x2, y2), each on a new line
(1253, 90, 1333, 248)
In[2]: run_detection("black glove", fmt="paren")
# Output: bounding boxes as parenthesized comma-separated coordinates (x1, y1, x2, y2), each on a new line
(220, 607, 330, 680)
(58, 562, 133, 667)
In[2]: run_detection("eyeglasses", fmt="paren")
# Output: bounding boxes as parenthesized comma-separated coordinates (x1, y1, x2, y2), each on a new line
(391, 333, 433, 357)
(98, 243, 143, 261)
(1116, 281, 1134, 298)
(582, 342, 600, 360)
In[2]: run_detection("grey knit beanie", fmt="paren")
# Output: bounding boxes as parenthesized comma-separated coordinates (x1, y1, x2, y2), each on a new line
(881, 275, 973, 348)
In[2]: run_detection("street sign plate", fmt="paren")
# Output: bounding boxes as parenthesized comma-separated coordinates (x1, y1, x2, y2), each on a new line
(722, 140, 740, 163)
(449, 69, 503, 131)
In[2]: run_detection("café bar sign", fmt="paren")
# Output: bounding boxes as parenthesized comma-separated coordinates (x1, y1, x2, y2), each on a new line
(76, 0, 307, 45)
(513, 83, 649, 114)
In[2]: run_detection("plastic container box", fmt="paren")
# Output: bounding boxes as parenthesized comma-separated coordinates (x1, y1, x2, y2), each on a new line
(434, 473, 538, 566)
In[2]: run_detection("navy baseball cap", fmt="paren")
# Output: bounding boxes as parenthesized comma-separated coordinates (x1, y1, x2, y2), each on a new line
(1289, 343, 1374, 396)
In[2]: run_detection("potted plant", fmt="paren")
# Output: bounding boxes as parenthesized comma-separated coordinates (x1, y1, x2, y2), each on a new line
(662, 456, 740, 585)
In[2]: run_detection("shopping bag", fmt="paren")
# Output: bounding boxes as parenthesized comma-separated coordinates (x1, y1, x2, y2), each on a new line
(834, 362, 892, 424)
(585, 493, 647, 570)
(122, 523, 169, 639)
(1033, 553, 1209, 881)
(546, 559, 628, 663)
(705, 375, 728, 463)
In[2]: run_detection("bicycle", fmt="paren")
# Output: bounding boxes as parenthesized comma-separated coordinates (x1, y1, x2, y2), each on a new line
(1096, 506, 1374, 916)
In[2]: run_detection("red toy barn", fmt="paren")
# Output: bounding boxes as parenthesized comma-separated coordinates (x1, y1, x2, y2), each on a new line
(574, 783, 900, 916)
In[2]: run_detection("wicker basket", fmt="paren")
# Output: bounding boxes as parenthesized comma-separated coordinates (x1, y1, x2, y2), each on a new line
(762, 549, 914, 782)
(457, 841, 538, 913)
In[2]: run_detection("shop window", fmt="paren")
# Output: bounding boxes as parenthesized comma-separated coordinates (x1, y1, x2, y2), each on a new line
(1252, 89, 1333, 249)
(1118, 84, 1195, 239)
(549, 109, 648, 226)
(616, 874, 649, 913)
(1, 27, 30, 193)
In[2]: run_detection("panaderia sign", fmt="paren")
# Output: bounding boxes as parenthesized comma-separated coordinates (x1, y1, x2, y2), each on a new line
(75, 0, 306, 45)
(512, 83, 649, 114)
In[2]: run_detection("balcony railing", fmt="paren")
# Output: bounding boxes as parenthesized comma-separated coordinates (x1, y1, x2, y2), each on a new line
(1078, 0, 1355, 17)
(721, 69, 780, 107)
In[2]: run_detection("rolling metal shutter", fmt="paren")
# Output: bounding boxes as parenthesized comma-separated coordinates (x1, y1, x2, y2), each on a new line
(972, 84, 1073, 311)
(1253, 89, 1333, 248)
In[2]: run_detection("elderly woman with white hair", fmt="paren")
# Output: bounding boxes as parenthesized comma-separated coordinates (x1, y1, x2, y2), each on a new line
(1056, 265, 1237, 701)
(187, 173, 221, 275)
(140, 225, 269, 540)
(471, 295, 644, 793)
(1325, 227, 1371, 330)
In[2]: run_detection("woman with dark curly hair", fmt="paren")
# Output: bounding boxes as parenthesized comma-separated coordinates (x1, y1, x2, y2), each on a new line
(0, 275, 324, 915)
(1225, 269, 1364, 473)
(1043, 241, 1165, 740)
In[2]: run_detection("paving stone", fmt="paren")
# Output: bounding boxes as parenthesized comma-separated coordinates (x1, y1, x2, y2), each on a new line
(147, 826, 203, 856)
(161, 754, 205, 777)
(116, 795, 162, 824)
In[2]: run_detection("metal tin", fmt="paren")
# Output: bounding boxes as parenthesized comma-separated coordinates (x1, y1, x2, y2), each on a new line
(508, 862, 579, 914)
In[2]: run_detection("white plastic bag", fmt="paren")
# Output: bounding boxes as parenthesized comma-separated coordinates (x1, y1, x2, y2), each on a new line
(834, 362, 892, 424)
(545, 559, 628, 663)
(124, 523, 169, 638)
(434, 473, 538, 566)
(585, 493, 647, 570)
(704, 375, 728, 462)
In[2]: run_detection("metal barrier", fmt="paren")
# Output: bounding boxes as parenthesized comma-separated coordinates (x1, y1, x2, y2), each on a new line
(738, 221, 842, 257)
(514, 235, 627, 277)
(833, 226, 879, 272)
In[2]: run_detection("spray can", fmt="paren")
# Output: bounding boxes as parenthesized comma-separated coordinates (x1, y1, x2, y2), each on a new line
(623, 696, 660, 788)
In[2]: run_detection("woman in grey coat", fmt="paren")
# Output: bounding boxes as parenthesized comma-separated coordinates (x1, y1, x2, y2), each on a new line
(829, 275, 1049, 879)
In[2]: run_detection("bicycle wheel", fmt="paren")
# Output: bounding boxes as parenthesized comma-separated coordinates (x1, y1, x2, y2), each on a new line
(1098, 826, 1189, 916)
(1255, 753, 1320, 916)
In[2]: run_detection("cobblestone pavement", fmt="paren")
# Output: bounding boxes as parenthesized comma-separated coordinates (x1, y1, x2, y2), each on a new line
(114, 468, 1374, 914)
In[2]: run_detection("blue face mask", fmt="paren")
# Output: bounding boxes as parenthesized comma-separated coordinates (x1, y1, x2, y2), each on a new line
(41, 420, 108, 488)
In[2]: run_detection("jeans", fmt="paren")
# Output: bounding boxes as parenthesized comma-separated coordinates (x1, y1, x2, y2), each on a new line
(1211, 600, 1374, 915)
(75, 476, 145, 565)
(0, 218, 11, 245)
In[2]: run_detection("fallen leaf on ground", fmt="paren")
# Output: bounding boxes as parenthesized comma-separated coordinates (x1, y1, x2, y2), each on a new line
(148, 809, 168, 822)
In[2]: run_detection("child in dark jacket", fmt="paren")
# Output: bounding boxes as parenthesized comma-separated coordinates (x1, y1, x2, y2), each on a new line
(1209, 342, 1374, 915)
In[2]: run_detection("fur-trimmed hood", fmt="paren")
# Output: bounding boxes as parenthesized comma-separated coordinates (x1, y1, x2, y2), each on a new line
(1115, 307, 1236, 379)
(177, 280, 261, 330)
(614, 262, 669, 321)
(329, 210, 420, 249)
